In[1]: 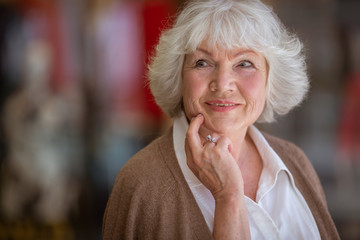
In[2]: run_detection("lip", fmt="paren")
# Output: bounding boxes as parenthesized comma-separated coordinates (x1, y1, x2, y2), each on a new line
(205, 100, 241, 112)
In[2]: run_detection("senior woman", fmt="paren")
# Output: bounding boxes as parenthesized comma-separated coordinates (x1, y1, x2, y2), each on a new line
(103, 0, 340, 239)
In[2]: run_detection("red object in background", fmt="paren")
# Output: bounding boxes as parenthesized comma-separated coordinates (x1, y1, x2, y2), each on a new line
(337, 72, 360, 162)
(142, 0, 176, 121)
(16, 0, 178, 120)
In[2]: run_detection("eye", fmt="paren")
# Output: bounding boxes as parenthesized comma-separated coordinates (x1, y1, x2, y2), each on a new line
(195, 59, 208, 68)
(238, 60, 253, 68)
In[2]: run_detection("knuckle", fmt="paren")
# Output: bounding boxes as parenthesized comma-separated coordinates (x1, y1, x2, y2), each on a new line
(213, 147, 222, 155)
(185, 131, 193, 140)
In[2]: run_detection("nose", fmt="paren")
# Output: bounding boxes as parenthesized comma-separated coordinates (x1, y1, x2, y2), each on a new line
(209, 65, 236, 92)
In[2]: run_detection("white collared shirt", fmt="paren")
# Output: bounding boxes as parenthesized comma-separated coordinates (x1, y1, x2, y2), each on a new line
(173, 113, 320, 240)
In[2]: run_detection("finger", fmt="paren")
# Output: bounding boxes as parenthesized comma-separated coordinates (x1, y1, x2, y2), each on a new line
(186, 114, 204, 152)
(203, 134, 217, 149)
(184, 137, 192, 158)
(215, 136, 233, 153)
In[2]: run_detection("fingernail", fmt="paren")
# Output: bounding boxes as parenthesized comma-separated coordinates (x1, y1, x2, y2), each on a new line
(191, 113, 202, 120)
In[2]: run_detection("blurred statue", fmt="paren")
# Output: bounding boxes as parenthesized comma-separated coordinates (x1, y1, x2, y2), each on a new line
(1, 38, 84, 224)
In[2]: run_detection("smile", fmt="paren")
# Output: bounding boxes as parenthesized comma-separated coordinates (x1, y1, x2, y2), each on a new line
(205, 100, 240, 112)
(212, 103, 236, 107)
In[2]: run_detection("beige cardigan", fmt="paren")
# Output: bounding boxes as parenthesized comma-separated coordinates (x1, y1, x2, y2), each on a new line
(103, 128, 340, 240)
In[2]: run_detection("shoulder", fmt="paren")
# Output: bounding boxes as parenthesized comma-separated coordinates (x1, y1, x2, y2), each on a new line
(264, 133, 310, 167)
(102, 129, 180, 238)
(262, 132, 326, 201)
(114, 128, 177, 198)
(263, 132, 305, 159)
(263, 133, 313, 173)
(263, 132, 313, 172)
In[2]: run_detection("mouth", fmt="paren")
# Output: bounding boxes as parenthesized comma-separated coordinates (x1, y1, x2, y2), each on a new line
(205, 100, 241, 112)
(211, 103, 237, 107)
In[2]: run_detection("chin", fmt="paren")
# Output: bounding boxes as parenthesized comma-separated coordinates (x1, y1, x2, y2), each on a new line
(207, 118, 244, 134)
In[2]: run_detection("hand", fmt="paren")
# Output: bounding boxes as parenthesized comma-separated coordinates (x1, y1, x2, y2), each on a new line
(185, 114, 251, 239)
(185, 114, 245, 201)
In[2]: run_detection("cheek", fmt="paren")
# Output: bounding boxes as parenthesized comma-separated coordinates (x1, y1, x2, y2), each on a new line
(182, 74, 206, 116)
(242, 73, 266, 100)
(239, 73, 267, 113)
(182, 73, 207, 100)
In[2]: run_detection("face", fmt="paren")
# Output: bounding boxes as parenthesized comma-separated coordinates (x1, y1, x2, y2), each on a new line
(182, 41, 268, 135)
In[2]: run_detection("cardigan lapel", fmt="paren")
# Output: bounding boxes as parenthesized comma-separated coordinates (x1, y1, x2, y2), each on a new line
(264, 133, 340, 240)
(158, 128, 214, 239)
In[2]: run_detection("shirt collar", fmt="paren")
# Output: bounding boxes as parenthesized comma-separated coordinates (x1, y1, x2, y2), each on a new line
(247, 126, 295, 201)
(173, 112, 296, 199)
(173, 112, 203, 186)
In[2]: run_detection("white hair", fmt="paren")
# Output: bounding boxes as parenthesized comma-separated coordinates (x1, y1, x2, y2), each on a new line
(148, 0, 309, 122)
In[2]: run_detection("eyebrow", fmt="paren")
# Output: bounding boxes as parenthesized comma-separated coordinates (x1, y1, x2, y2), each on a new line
(195, 47, 258, 59)
(196, 47, 212, 56)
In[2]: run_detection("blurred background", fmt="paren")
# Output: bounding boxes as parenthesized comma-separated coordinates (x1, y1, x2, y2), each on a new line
(0, 0, 359, 239)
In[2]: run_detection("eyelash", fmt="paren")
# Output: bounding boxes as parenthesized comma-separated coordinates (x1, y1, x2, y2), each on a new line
(194, 59, 254, 69)
(237, 60, 253, 68)
(195, 59, 208, 68)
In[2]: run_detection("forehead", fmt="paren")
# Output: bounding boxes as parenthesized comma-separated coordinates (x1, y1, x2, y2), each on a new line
(191, 40, 265, 60)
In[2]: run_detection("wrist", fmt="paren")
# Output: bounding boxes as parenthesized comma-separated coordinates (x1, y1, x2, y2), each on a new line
(214, 191, 244, 207)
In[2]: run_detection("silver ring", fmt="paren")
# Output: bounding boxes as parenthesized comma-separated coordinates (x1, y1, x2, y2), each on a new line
(206, 135, 216, 143)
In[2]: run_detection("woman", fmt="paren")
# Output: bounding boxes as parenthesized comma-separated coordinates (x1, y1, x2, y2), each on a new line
(103, 0, 340, 239)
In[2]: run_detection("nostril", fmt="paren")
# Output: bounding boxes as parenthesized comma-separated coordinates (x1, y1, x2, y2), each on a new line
(209, 80, 218, 92)
(209, 77, 236, 92)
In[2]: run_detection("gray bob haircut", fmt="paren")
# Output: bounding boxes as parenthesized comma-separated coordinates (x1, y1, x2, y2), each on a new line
(148, 0, 309, 122)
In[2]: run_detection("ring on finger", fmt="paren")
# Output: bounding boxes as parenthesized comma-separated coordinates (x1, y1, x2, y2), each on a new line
(206, 135, 216, 143)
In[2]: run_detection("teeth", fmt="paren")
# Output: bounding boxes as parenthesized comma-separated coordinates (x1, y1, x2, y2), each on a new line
(213, 103, 235, 107)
